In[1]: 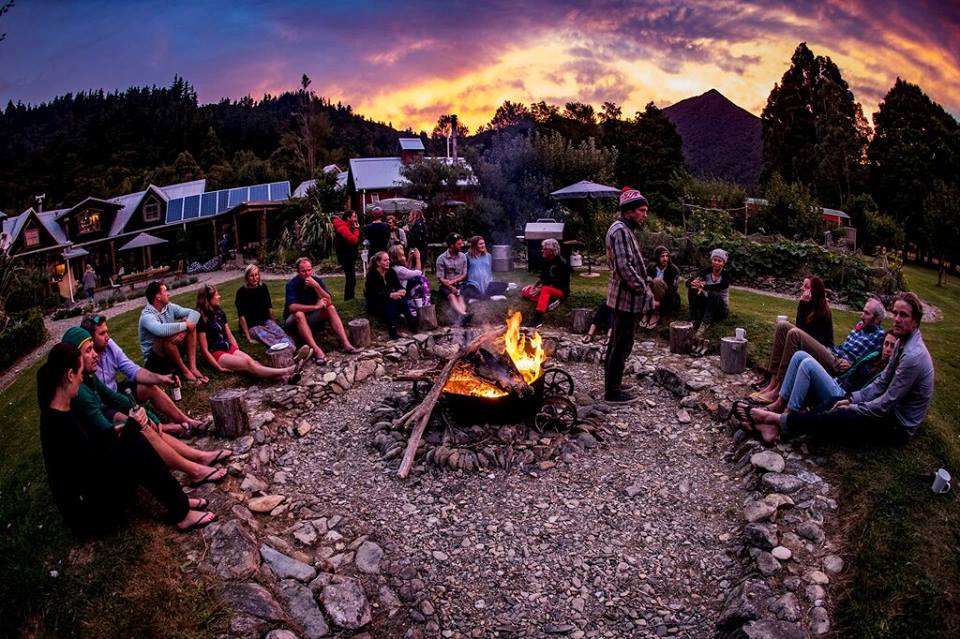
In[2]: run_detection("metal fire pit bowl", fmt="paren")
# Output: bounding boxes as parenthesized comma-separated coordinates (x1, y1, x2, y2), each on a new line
(443, 374, 546, 425)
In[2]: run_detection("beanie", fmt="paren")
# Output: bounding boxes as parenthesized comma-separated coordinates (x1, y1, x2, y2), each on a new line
(619, 187, 649, 212)
(710, 248, 729, 263)
(654, 245, 669, 258)
(62, 326, 92, 349)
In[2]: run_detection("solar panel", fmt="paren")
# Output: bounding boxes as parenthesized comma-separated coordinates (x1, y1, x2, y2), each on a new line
(200, 192, 218, 217)
(228, 188, 247, 207)
(249, 184, 269, 201)
(269, 182, 290, 200)
(166, 198, 184, 223)
(182, 195, 201, 220)
(217, 190, 230, 213)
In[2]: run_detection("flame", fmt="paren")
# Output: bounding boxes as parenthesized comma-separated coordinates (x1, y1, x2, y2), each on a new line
(503, 311, 544, 384)
(442, 312, 545, 398)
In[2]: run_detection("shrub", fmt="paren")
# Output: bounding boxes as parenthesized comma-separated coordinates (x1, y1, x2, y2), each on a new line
(0, 308, 47, 371)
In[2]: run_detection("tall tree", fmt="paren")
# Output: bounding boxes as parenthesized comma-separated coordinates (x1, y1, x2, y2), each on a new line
(868, 78, 960, 256)
(488, 101, 531, 130)
(761, 42, 869, 207)
(923, 180, 960, 285)
(610, 103, 684, 216)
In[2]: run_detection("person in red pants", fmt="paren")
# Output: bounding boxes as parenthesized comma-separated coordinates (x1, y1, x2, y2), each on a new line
(522, 238, 570, 326)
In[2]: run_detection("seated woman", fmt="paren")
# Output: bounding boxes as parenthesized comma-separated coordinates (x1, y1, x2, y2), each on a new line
(521, 238, 570, 325)
(388, 244, 431, 314)
(751, 275, 834, 403)
(641, 245, 681, 329)
(196, 284, 304, 383)
(39, 342, 217, 536)
(686, 248, 731, 354)
(463, 235, 508, 302)
(366, 251, 418, 339)
(581, 301, 612, 344)
(236, 264, 291, 348)
(743, 331, 896, 419)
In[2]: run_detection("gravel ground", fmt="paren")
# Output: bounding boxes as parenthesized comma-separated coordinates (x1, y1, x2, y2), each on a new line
(248, 358, 743, 637)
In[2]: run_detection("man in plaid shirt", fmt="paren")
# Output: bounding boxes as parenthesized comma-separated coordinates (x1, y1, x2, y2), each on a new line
(603, 187, 653, 403)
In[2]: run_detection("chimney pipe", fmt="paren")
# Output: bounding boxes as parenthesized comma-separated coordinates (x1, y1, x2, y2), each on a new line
(450, 114, 458, 161)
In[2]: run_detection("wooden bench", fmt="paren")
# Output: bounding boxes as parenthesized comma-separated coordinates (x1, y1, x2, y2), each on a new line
(120, 266, 170, 289)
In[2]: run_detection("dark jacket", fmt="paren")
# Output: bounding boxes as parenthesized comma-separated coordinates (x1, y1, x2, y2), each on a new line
(363, 221, 391, 255)
(540, 256, 570, 296)
(795, 301, 834, 348)
(646, 261, 680, 290)
(364, 267, 403, 314)
(407, 219, 428, 254)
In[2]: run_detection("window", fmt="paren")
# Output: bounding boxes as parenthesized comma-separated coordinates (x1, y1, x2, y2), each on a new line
(371, 193, 380, 203)
(77, 209, 102, 234)
(143, 199, 161, 223)
(24, 227, 40, 247)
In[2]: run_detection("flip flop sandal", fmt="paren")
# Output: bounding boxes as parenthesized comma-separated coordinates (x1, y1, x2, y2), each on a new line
(177, 423, 194, 438)
(287, 372, 302, 385)
(748, 391, 775, 405)
(190, 468, 226, 488)
(731, 400, 757, 432)
(211, 449, 232, 464)
(188, 497, 208, 510)
(197, 416, 214, 432)
(177, 511, 217, 533)
(581, 334, 594, 344)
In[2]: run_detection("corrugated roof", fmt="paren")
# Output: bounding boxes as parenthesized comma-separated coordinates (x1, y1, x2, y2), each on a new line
(4, 207, 70, 247)
(349, 156, 477, 191)
(398, 138, 425, 151)
(159, 178, 206, 200)
(821, 207, 850, 219)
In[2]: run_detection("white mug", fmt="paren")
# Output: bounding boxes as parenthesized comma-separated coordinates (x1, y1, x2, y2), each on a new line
(932, 468, 952, 494)
(776, 315, 789, 323)
(735, 327, 746, 340)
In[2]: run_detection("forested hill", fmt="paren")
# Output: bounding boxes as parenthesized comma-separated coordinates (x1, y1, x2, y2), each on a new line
(663, 89, 762, 188)
(0, 77, 402, 212)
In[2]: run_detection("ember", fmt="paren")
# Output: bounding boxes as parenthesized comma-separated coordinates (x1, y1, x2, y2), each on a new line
(442, 312, 545, 398)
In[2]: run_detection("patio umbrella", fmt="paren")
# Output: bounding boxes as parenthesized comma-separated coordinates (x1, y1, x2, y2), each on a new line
(366, 198, 427, 213)
(549, 180, 620, 200)
(120, 232, 167, 270)
(62, 245, 89, 304)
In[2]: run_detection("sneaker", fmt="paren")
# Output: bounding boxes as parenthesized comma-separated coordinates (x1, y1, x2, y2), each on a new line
(548, 299, 561, 311)
(604, 390, 640, 404)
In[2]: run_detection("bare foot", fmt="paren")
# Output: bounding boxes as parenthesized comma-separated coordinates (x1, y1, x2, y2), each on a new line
(764, 397, 787, 412)
(755, 421, 780, 445)
(176, 510, 217, 532)
(189, 466, 226, 486)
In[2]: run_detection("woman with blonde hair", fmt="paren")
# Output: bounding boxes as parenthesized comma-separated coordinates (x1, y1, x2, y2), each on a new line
(463, 235, 508, 302)
(235, 264, 290, 347)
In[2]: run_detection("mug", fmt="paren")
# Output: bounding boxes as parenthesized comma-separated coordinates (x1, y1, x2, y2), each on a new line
(735, 328, 746, 340)
(776, 315, 789, 323)
(932, 468, 952, 494)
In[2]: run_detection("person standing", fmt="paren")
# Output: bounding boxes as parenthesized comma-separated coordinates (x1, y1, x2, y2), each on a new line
(82, 264, 98, 302)
(603, 188, 652, 404)
(332, 210, 361, 300)
(363, 207, 391, 256)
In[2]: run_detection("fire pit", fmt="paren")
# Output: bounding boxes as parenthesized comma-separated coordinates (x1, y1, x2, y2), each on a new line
(392, 313, 583, 478)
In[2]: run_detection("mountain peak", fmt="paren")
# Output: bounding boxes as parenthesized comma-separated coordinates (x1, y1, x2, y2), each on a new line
(663, 90, 761, 187)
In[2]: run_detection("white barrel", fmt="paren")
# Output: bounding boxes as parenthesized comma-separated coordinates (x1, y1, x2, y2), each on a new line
(491, 245, 513, 273)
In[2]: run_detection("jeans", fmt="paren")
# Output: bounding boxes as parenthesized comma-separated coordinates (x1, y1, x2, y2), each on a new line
(340, 260, 357, 301)
(781, 398, 908, 445)
(779, 351, 843, 411)
(775, 326, 838, 381)
(604, 310, 637, 396)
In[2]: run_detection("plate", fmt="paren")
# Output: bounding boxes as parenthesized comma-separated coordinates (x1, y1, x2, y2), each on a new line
(269, 343, 291, 352)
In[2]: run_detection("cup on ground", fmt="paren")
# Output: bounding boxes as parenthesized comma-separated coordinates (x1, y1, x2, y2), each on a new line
(776, 315, 789, 323)
(735, 327, 746, 340)
(932, 468, 952, 494)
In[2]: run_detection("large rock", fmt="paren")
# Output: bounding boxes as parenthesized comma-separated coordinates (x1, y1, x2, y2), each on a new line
(278, 579, 330, 639)
(321, 577, 372, 629)
(744, 523, 778, 550)
(354, 541, 383, 574)
(717, 579, 772, 631)
(742, 619, 805, 639)
(222, 582, 285, 621)
(208, 519, 261, 580)
(261, 544, 318, 582)
(743, 500, 777, 523)
(756, 551, 782, 576)
(797, 521, 825, 544)
(761, 473, 805, 494)
(750, 451, 785, 473)
(249, 494, 286, 513)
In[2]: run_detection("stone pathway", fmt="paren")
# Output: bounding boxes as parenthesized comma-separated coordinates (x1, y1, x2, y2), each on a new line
(179, 330, 843, 638)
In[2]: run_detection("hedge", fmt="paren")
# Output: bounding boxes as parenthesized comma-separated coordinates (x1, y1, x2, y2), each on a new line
(0, 308, 47, 372)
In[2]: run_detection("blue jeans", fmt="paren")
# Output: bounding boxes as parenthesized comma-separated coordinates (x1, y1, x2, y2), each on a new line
(779, 351, 843, 411)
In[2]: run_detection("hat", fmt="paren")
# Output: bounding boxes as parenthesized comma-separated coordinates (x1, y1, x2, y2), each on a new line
(619, 187, 649, 212)
(654, 245, 669, 257)
(370, 206, 384, 218)
(63, 326, 92, 349)
(710, 248, 729, 263)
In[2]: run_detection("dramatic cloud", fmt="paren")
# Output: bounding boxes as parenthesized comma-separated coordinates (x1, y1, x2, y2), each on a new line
(0, 0, 957, 131)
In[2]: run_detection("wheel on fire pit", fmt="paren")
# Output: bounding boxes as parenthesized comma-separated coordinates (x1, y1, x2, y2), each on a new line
(534, 396, 578, 432)
(542, 368, 574, 396)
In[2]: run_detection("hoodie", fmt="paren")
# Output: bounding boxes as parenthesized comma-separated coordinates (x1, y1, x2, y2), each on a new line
(332, 217, 360, 263)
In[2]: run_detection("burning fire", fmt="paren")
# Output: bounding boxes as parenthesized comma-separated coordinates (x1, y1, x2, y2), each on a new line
(443, 312, 545, 398)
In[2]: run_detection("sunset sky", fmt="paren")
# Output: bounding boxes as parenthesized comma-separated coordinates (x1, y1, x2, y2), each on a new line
(1, 1, 958, 132)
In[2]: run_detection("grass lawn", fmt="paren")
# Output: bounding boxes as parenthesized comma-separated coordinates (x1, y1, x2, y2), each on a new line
(0, 265, 957, 636)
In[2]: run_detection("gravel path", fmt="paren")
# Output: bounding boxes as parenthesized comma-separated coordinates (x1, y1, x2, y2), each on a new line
(257, 359, 743, 637)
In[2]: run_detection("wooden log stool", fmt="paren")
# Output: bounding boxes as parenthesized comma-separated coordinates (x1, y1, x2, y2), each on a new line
(570, 308, 592, 334)
(267, 344, 294, 369)
(720, 337, 748, 374)
(418, 304, 438, 330)
(210, 388, 250, 438)
(669, 321, 694, 354)
(348, 318, 372, 348)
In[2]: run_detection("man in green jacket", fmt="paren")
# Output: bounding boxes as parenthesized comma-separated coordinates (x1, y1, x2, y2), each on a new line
(63, 327, 227, 485)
